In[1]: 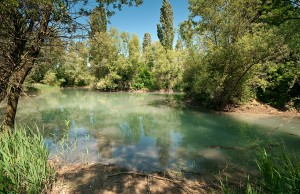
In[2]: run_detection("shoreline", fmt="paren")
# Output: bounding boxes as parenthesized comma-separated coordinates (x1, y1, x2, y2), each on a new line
(226, 100, 300, 117)
(51, 162, 217, 194)
(29, 83, 300, 117)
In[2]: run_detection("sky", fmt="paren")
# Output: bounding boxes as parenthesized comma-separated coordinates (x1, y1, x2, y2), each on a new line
(107, 0, 190, 43)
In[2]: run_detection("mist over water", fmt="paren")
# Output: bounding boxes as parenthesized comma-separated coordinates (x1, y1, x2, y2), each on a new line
(4, 89, 300, 174)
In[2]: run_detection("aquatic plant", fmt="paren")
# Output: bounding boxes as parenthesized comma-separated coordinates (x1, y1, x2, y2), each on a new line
(0, 127, 55, 193)
(51, 121, 90, 164)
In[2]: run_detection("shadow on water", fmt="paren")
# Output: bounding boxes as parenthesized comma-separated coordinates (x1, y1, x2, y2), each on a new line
(2, 89, 300, 176)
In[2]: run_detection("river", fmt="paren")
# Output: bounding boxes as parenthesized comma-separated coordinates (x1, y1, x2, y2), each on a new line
(1, 88, 300, 175)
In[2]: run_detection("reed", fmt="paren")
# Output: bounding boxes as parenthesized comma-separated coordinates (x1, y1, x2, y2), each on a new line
(221, 148, 300, 194)
(0, 127, 55, 193)
(257, 150, 300, 194)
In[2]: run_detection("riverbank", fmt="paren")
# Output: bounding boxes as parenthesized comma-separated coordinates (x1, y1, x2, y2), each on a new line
(227, 99, 300, 117)
(51, 163, 218, 194)
(27, 83, 299, 117)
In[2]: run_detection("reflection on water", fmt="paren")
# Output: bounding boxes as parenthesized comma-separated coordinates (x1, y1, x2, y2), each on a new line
(1, 89, 300, 174)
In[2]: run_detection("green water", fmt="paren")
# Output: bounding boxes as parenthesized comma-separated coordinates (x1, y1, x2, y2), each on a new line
(1, 89, 300, 174)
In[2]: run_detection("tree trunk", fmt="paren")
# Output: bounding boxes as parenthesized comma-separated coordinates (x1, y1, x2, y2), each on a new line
(2, 65, 33, 130)
(3, 82, 22, 130)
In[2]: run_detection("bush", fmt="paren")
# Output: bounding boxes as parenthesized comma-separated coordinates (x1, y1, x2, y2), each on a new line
(42, 70, 64, 86)
(0, 127, 54, 193)
(132, 68, 154, 90)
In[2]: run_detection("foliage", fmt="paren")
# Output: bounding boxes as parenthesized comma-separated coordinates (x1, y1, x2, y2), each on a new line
(88, 28, 184, 91)
(142, 33, 152, 52)
(220, 150, 300, 194)
(129, 33, 141, 65)
(90, 29, 119, 80)
(90, 5, 107, 35)
(132, 64, 154, 90)
(257, 61, 300, 109)
(257, 150, 300, 194)
(181, 0, 299, 110)
(42, 70, 64, 86)
(60, 41, 94, 87)
(0, 127, 54, 193)
(28, 37, 66, 84)
(157, 0, 174, 50)
(144, 42, 184, 91)
(0, 0, 144, 128)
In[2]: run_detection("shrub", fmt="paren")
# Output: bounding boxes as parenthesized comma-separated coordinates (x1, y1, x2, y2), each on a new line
(0, 127, 55, 193)
(132, 68, 154, 90)
(42, 70, 64, 86)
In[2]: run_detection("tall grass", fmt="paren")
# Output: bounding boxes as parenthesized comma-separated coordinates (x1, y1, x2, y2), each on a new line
(221, 149, 300, 194)
(257, 150, 300, 194)
(0, 127, 55, 193)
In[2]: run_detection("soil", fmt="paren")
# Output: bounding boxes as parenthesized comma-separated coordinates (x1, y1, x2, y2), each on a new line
(51, 163, 219, 194)
(227, 100, 300, 117)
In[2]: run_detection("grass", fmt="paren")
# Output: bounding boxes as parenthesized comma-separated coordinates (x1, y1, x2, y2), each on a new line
(221, 149, 300, 194)
(0, 127, 55, 193)
(257, 150, 300, 194)
(221, 176, 261, 194)
(30, 83, 60, 91)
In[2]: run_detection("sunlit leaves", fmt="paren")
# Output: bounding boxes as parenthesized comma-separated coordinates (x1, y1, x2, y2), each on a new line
(157, 0, 174, 50)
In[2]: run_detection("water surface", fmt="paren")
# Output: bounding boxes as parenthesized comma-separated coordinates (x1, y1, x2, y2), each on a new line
(2, 89, 300, 174)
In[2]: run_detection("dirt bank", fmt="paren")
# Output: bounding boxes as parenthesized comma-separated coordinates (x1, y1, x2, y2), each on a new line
(51, 163, 219, 194)
(227, 100, 300, 117)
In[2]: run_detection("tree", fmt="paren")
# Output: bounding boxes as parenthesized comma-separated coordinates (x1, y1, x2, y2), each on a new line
(89, 29, 119, 81)
(28, 37, 66, 84)
(182, 0, 293, 110)
(129, 34, 141, 64)
(0, 0, 72, 130)
(175, 39, 183, 51)
(157, 0, 174, 50)
(142, 33, 151, 52)
(89, 5, 107, 35)
(0, 0, 143, 130)
(59, 41, 93, 87)
(150, 42, 183, 91)
(254, 0, 300, 110)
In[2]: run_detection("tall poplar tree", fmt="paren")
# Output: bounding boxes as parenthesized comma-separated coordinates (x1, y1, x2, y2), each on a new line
(157, 0, 174, 50)
(142, 33, 152, 52)
(90, 5, 107, 36)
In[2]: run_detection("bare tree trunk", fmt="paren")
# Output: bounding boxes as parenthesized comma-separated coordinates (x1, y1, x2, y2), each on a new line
(3, 81, 22, 130)
(2, 64, 33, 130)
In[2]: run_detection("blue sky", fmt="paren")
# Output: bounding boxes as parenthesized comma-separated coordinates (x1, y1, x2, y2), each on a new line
(108, 0, 190, 43)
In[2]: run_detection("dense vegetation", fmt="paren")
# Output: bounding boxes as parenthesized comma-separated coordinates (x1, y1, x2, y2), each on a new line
(182, 0, 300, 110)
(0, 1, 299, 193)
(0, 128, 54, 193)
(24, 0, 300, 112)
